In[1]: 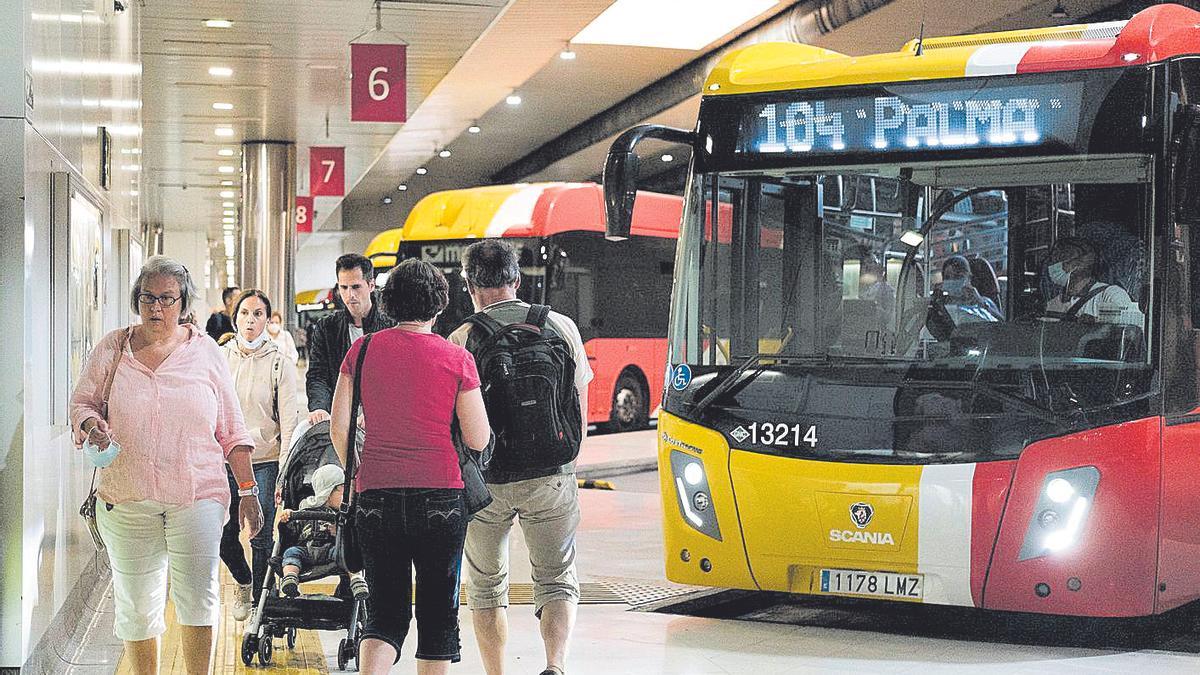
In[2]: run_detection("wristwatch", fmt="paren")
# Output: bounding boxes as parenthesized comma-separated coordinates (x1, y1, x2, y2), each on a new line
(238, 485, 259, 498)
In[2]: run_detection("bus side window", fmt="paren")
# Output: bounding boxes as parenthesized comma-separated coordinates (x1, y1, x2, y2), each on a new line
(1167, 60, 1200, 413)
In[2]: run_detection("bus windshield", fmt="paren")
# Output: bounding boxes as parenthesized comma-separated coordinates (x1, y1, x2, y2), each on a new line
(667, 156, 1157, 461)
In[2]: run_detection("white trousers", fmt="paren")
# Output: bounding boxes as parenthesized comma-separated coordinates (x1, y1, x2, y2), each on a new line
(96, 498, 225, 641)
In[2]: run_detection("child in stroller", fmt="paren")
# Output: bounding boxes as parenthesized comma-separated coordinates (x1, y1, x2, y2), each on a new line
(278, 464, 368, 600)
(241, 420, 367, 671)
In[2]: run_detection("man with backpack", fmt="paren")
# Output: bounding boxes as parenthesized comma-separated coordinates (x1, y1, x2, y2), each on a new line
(449, 240, 592, 675)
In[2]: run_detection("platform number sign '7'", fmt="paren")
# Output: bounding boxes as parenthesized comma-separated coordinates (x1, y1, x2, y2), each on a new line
(309, 147, 345, 197)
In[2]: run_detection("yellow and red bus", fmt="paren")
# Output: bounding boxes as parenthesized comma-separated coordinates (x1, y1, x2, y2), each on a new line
(606, 4, 1200, 617)
(365, 181, 683, 431)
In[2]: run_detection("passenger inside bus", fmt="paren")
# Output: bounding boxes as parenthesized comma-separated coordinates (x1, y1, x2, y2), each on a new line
(927, 255, 1003, 341)
(1043, 236, 1144, 326)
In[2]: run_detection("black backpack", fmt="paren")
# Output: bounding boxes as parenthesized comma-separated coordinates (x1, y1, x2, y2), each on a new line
(464, 305, 581, 473)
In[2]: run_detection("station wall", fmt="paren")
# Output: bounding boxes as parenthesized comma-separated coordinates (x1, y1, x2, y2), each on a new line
(1, 0, 144, 668)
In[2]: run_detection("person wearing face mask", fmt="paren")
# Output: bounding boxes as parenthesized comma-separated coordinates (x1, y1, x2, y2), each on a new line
(1044, 237, 1143, 325)
(220, 289, 301, 621)
(267, 311, 300, 364)
(925, 255, 1002, 342)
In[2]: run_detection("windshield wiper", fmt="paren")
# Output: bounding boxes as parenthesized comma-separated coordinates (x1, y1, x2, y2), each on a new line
(900, 378, 1069, 427)
(691, 353, 832, 417)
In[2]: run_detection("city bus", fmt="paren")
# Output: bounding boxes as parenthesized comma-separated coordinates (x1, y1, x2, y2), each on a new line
(364, 182, 683, 431)
(604, 4, 1200, 617)
(294, 287, 339, 361)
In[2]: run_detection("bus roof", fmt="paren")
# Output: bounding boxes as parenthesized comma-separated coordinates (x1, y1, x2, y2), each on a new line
(704, 4, 1200, 97)
(365, 228, 402, 270)
(294, 288, 332, 305)
(396, 181, 682, 243)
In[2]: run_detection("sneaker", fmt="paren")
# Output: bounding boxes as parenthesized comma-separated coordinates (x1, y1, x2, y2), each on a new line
(280, 573, 300, 598)
(232, 584, 253, 621)
(350, 575, 369, 601)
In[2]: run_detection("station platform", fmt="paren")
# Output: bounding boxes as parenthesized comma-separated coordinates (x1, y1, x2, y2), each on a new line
(69, 426, 1200, 674)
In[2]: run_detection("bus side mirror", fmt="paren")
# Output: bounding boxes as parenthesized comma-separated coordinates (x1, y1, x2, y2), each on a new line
(603, 124, 696, 241)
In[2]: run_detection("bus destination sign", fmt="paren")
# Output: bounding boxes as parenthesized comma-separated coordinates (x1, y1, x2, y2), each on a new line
(741, 81, 1085, 156)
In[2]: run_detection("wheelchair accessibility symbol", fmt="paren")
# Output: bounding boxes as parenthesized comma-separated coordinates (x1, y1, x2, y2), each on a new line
(671, 364, 693, 391)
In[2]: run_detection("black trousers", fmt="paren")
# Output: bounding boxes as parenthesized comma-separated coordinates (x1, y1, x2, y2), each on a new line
(356, 487, 467, 663)
(218, 464, 278, 595)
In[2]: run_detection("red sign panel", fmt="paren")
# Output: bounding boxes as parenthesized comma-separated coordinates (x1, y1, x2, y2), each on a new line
(309, 147, 345, 197)
(295, 195, 313, 233)
(351, 43, 407, 123)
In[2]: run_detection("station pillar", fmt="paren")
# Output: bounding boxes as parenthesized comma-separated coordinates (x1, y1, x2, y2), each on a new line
(240, 142, 297, 325)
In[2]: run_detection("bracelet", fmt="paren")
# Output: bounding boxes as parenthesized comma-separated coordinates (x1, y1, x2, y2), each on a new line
(237, 479, 256, 490)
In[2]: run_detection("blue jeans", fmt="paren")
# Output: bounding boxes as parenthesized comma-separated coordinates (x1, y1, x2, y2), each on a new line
(219, 463, 278, 595)
(282, 545, 333, 572)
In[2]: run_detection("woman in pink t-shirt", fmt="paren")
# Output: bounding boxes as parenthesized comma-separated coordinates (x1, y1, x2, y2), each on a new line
(70, 256, 263, 674)
(331, 258, 490, 674)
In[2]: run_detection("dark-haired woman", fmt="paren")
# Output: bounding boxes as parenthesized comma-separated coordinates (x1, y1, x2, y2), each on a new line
(220, 289, 300, 620)
(331, 259, 491, 675)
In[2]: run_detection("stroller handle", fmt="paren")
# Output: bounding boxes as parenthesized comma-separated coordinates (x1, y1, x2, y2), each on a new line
(287, 509, 338, 522)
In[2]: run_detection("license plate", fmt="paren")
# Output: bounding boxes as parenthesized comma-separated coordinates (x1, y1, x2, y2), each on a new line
(819, 568, 924, 600)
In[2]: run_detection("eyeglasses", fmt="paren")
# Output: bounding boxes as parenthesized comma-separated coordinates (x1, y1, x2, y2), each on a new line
(137, 293, 181, 307)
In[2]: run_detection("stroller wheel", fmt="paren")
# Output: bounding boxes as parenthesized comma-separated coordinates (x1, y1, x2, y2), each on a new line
(240, 635, 257, 667)
(286, 626, 297, 649)
(337, 638, 353, 671)
(258, 631, 273, 665)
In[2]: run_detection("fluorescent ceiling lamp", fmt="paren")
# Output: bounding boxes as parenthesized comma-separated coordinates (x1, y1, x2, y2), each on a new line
(120, 148, 141, 154)
(223, 210, 236, 216)
(467, 125, 481, 134)
(572, 0, 778, 50)
(397, 184, 408, 191)
(204, 19, 233, 28)
(505, 94, 522, 106)
(221, 180, 234, 186)
(218, 148, 235, 156)
(212, 102, 234, 110)
(218, 165, 236, 173)
(415, 167, 428, 175)
(215, 127, 234, 137)
(223, 217, 235, 224)
(220, 190, 236, 198)
(438, 149, 451, 158)
(222, 201, 235, 207)
(208, 66, 233, 77)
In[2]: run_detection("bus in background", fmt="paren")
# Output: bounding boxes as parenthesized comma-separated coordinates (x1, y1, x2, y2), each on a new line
(605, 5, 1200, 617)
(294, 287, 340, 362)
(364, 181, 682, 431)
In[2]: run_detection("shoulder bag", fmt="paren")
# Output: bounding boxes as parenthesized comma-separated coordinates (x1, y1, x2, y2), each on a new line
(334, 333, 371, 574)
(454, 422, 494, 518)
(79, 328, 130, 551)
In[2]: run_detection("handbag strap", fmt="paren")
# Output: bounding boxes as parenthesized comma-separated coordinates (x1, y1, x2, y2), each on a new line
(340, 333, 372, 517)
(89, 328, 131, 493)
(99, 328, 131, 419)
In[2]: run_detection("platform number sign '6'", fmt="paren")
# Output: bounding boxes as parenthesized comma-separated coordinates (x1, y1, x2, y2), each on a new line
(351, 43, 407, 123)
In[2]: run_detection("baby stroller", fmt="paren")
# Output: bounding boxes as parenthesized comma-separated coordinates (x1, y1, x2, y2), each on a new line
(241, 420, 365, 670)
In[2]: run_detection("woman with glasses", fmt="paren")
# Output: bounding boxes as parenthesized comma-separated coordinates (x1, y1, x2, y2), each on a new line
(70, 256, 262, 675)
(219, 289, 301, 620)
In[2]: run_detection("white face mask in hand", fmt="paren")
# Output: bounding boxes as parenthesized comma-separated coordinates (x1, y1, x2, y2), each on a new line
(83, 430, 122, 468)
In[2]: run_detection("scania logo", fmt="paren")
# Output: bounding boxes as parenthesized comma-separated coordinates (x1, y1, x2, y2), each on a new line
(849, 502, 874, 529)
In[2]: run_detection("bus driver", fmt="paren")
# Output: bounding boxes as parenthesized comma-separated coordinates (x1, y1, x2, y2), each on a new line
(1043, 236, 1143, 326)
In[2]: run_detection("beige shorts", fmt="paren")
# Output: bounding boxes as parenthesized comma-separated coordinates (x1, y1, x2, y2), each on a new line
(464, 473, 580, 616)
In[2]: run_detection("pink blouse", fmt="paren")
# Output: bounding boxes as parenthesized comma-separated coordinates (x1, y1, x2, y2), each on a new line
(70, 324, 254, 508)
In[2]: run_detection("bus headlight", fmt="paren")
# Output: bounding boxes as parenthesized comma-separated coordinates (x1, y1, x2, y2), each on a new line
(669, 450, 722, 541)
(1019, 466, 1100, 561)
